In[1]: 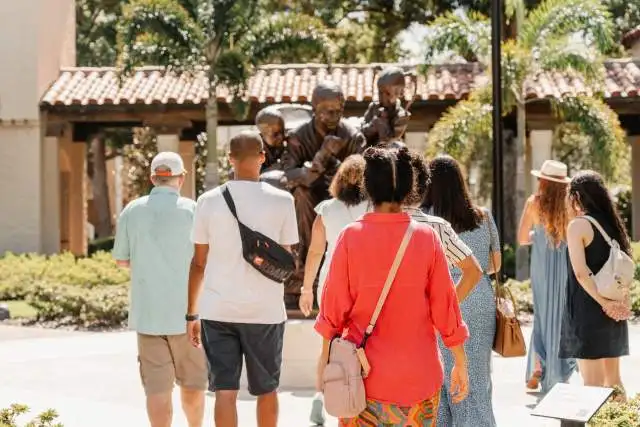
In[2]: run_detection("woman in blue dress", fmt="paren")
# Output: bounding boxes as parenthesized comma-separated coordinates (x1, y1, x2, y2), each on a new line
(518, 160, 576, 393)
(422, 155, 498, 427)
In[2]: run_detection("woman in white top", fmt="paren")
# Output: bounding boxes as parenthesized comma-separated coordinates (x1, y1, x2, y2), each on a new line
(299, 154, 369, 425)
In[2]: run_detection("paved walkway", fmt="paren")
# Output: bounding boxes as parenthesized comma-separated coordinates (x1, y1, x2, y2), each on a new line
(0, 324, 638, 426)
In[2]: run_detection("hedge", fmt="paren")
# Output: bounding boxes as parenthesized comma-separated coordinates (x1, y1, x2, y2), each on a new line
(589, 393, 640, 426)
(0, 251, 128, 301)
(0, 251, 129, 328)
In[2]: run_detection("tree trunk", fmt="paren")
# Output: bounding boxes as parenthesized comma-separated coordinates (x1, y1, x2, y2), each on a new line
(515, 101, 530, 280)
(514, 5, 530, 280)
(503, 129, 517, 252)
(204, 81, 220, 190)
(90, 134, 112, 238)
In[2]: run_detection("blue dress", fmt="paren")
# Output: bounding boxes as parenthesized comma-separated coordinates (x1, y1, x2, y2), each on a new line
(436, 209, 497, 427)
(525, 226, 576, 393)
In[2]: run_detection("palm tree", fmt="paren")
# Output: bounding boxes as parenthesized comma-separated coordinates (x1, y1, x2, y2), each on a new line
(116, 0, 332, 188)
(422, 0, 627, 253)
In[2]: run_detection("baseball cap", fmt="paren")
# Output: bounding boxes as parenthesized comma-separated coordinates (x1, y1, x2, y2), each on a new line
(150, 152, 186, 176)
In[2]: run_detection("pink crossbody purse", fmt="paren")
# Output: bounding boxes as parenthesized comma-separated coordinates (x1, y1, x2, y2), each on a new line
(322, 222, 415, 418)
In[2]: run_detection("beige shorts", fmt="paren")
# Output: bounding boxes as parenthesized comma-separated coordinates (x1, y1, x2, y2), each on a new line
(137, 333, 208, 395)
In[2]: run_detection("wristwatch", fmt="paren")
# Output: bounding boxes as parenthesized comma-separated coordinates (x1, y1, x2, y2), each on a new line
(185, 313, 199, 321)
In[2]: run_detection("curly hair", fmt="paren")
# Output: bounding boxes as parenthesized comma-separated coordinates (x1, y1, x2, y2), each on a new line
(422, 155, 483, 233)
(535, 178, 569, 244)
(363, 146, 414, 205)
(328, 154, 366, 206)
(404, 150, 430, 207)
(569, 170, 631, 255)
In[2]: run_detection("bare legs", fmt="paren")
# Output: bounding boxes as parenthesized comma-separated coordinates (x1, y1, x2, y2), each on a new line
(146, 393, 173, 427)
(146, 388, 204, 427)
(578, 358, 626, 401)
(257, 391, 279, 427)
(181, 388, 205, 427)
(215, 390, 278, 427)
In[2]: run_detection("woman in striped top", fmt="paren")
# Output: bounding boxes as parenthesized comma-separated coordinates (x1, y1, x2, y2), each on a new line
(404, 150, 482, 302)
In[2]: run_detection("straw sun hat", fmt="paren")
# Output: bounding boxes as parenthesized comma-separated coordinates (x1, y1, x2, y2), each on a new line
(530, 160, 571, 184)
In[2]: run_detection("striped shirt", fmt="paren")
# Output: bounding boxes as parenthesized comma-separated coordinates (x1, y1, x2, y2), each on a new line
(405, 207, 472, 266)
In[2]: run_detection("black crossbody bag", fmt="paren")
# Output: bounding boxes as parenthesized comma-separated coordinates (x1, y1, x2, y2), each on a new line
(222, 185, 296, 283)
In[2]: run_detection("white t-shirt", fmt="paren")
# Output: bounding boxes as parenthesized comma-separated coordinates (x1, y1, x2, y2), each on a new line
(191, 181, 299, 324)
(314, 199, 370, 298)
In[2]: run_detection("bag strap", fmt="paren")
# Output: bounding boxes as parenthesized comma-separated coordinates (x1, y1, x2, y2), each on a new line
(485, 211, 504, 300)
(361, 221, 415, 346)
(581, 215, 618, 249)
(222, 185, 240, 221)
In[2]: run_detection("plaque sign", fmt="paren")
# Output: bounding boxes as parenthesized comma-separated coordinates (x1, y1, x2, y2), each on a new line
(531, 383, 613, 426)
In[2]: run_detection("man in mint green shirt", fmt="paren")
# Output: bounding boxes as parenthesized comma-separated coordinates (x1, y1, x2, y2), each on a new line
(113, 152, 207, 427)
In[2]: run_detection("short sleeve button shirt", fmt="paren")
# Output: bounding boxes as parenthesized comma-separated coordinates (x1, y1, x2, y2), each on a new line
(112, 186, 196, 336)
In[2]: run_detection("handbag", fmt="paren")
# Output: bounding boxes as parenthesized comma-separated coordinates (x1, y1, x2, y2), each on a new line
(322, 222, 415, 419)
(222, 185, 296, 283)
(582, 215, 634, 302)
(488, 214, 526, 358)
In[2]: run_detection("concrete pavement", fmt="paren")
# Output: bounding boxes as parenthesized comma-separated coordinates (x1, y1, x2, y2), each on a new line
(0, 324, 638, 426)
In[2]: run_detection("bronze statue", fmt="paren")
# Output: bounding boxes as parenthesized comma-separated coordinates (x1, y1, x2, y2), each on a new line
(282, 81, 366, 297)
(256, 106, 287, 173)
(361, 66, 411, 147)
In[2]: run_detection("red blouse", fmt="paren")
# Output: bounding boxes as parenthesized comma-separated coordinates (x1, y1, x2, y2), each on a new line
(315, 212, 469, 406)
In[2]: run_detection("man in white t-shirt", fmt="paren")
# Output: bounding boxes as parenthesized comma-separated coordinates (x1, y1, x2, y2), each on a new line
(186, 130, 299, 427)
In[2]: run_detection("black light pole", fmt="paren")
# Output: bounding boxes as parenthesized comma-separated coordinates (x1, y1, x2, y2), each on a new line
(491, 0, 505, 262)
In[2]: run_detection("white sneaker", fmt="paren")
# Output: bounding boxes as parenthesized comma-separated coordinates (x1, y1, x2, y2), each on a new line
(310, 394, 325, 425)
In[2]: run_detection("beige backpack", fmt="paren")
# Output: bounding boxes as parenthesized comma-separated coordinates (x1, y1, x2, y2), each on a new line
(583, 215, 635, 302)
(322, 222, 415, 418)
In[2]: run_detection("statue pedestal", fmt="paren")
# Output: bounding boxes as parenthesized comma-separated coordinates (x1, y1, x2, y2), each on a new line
(240, 319, 322, 390)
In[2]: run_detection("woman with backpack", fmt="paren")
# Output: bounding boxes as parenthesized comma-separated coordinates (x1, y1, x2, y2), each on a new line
(315, 146, 470, 426)
(560, 170, 632, 400)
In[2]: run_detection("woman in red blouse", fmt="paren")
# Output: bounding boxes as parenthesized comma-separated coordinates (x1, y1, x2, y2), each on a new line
(315, 146, 470, 426)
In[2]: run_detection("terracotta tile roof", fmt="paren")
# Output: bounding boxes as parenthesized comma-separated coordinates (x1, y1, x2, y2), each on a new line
(40, 60, 640, 108)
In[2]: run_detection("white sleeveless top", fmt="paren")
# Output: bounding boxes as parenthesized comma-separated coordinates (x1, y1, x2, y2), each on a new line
(314, 199, 370, 300)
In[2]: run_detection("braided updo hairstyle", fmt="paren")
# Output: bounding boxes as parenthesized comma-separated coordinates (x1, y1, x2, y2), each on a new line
(363, 145, 415, 206)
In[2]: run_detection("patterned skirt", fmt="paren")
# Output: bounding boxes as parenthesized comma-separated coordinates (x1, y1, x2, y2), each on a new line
(339, 393, 440, 427)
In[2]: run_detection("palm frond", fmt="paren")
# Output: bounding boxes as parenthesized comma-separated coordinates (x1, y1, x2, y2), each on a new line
(117, 0, 205, 73)
(504, 0, 526, 24)
(241, 12, 333, 65)
(423, 11, 491, 65)
(426, 98, 493, 164)
(520, 0, 614, 53)
(552, 95, 627, 180)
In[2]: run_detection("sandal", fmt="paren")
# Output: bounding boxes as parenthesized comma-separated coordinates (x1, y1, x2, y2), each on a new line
(526, 370, 542, 390)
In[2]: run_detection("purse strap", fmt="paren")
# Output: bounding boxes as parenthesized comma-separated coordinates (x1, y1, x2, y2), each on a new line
(361, 221, 415, 346)
(581, 215, 619, 249)
(485, 211, 506, 302)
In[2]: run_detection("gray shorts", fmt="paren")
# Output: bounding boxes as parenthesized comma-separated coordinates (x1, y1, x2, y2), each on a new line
(200, 320, 285, 396)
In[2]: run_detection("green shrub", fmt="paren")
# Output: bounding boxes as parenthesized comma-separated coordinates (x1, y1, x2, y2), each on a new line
(502, 244, 516, 279)
(589, 393, 640, 426)
(614, 186, 632, 238)
(507, 279, 640, 317)
(0, 404, 62, 427)
(26, 283, 129, 328)
(0, 252, 128, 301)
(507, 279, 534, 314)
